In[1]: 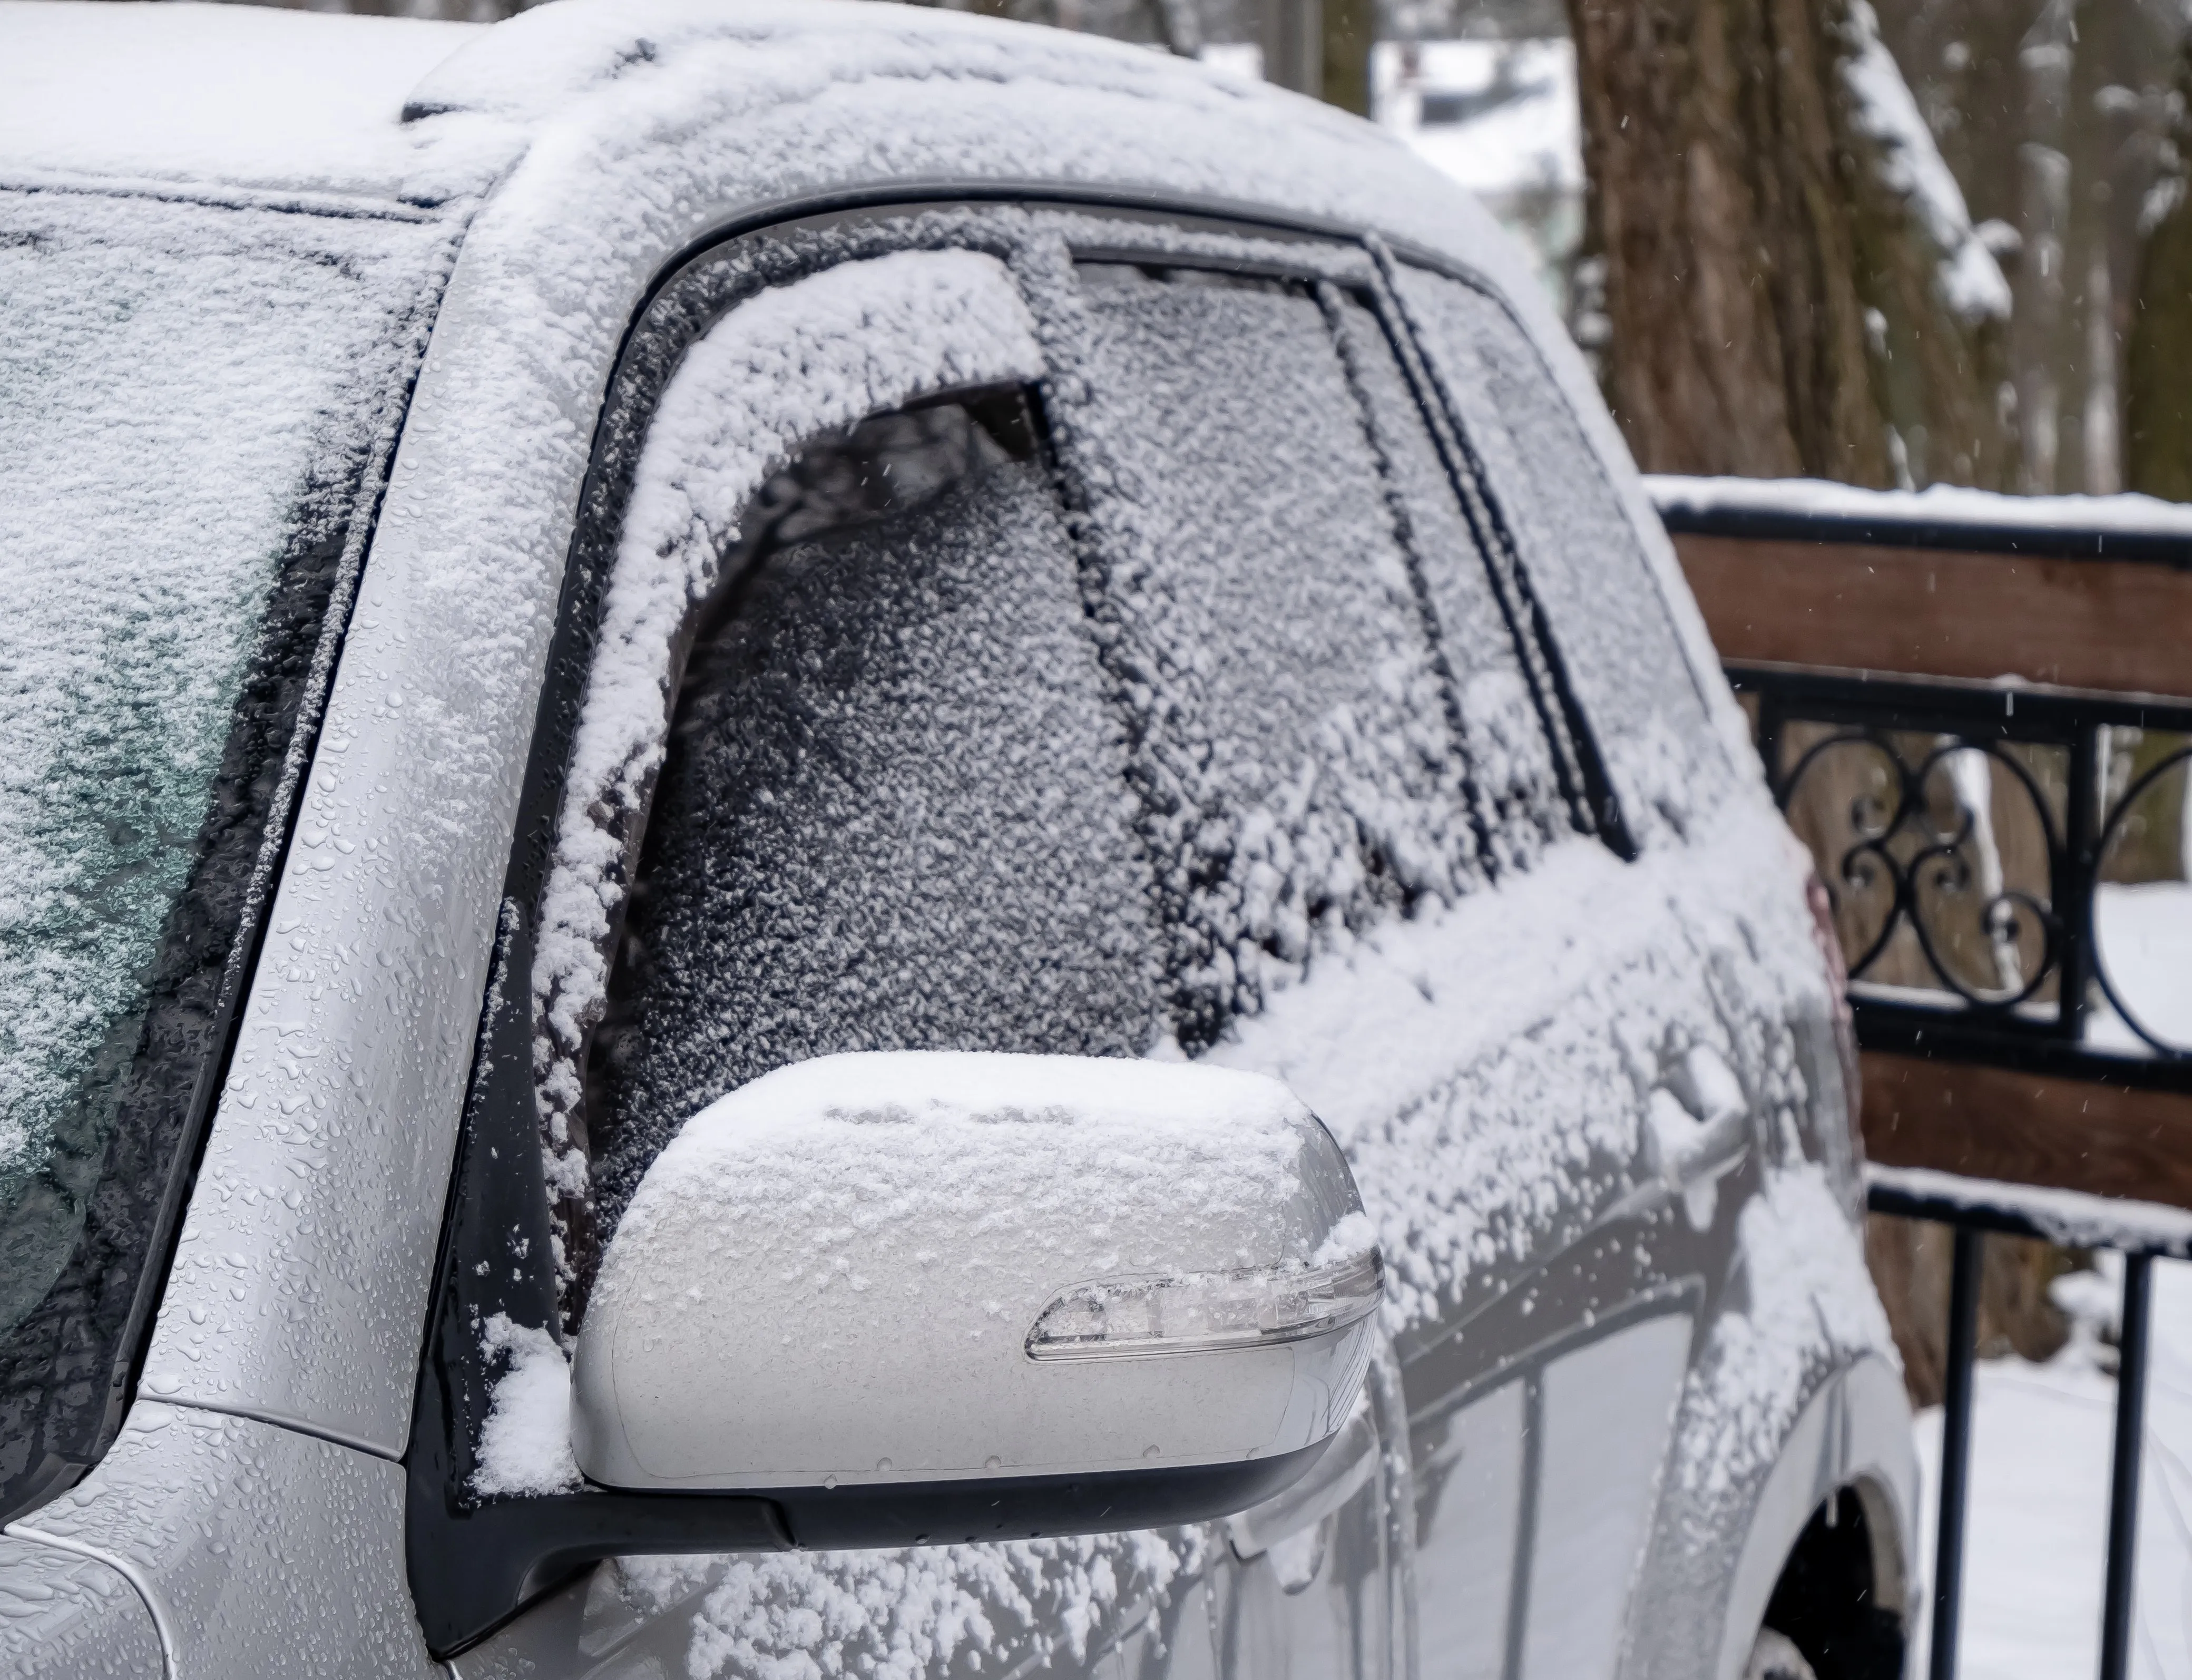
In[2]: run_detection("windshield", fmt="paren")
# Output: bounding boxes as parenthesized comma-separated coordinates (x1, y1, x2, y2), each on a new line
(0, 185, 453, 1517)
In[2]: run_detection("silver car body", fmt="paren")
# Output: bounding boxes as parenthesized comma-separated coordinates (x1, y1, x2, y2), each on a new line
(0, 4, 1914, 1677)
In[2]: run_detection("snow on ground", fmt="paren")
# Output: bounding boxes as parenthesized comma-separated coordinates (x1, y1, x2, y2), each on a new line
(1911, 1255, 2192, 1679)
(2093, 882, 2192, 1055)
(1374, 39, 1580, 200)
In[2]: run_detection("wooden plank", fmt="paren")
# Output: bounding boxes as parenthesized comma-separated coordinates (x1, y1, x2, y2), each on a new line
(1672, 532, 2192, 699)
(1860, 1049, 2192, 1214)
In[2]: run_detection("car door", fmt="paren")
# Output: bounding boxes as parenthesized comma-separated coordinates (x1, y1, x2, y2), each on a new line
(436, 206, 1749, 1680)
(1023, 227, 1753, 1680)
(1033, 252, 1484, 1680)
(437, 230, 1230, 1680)
(1034, 230, 1760, 1680)
(1374, 262, 1767, 1680)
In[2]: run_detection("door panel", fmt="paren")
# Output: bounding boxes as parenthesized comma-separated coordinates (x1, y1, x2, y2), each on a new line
(454, 209, 1767, 1680)
(1212, 1380, 1402, 1680)
(1412, 1379, 1525, 1680)
(1518, 1315, 1694, 1680)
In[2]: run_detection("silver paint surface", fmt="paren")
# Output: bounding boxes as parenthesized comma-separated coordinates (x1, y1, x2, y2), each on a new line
(11, 1404, 439, 1679)
(0, 1534, 166, 1679)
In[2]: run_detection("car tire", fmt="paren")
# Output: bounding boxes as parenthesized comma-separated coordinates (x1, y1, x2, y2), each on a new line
(1744, 1627, 1819, 1680)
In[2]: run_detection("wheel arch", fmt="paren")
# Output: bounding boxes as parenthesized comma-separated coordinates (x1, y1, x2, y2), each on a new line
(1712, 1354, 1917, 1680)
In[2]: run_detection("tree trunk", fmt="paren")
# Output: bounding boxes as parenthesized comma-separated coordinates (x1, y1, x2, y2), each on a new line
(1864, 1221, 2081, 1409)
(1567, 0, 2012, 487)
(1320, 0, 1373, 116)
(1570, 0, 2070, 1401)
(2128, 44, 2192, 501)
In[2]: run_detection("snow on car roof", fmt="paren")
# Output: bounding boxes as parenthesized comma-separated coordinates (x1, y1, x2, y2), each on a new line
(0, 0, 1516, 269)
(0, 0, 1591, 521)
(0, 1, 482, 202)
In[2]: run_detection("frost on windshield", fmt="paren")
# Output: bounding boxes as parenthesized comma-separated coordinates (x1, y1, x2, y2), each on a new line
(1393, 264, 1730, 841)
(0, 188, 451, 1351)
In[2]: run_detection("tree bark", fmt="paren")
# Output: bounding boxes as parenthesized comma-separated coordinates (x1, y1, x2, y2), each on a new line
(2128, 45, 2192, 501)
(1864, 1221, 2081, 1409)
(1320, 0, 1373, 116)
(1567, 0, 2011, 487)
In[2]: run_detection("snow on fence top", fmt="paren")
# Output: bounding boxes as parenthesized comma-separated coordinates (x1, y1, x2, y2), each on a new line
(1647, 473, 2192, 563)
(1867, 1164, 2192, 1258)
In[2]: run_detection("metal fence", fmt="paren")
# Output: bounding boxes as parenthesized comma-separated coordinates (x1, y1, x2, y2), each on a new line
(1649, 476, 2192, 1680)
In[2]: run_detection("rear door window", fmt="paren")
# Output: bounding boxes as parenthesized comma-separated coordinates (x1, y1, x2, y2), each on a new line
(1058, 261, 1572, 1051)
(1394, 265, 1724, 835)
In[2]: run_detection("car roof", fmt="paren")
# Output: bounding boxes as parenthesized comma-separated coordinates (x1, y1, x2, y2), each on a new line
(0, 2, 481, 202)
(0, 0, 1513, 269)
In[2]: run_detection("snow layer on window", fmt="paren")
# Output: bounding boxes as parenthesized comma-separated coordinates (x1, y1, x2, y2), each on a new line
(529, 249, 1049, 1266)
(582, 455, 1164, 1241)
(1837, 1, 2011, 326)
(1395, 265, 1730, 843)
(1324, 287, 1570, 870)
(0, 187, 452, 1330)
(1053, 268, 1485, 1049)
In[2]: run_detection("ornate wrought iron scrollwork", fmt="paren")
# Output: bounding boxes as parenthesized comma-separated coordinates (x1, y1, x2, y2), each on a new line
(1777, 729, 2066, 1014)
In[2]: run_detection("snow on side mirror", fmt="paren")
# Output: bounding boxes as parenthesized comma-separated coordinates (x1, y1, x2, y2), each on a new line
(570, 1051, 1382, 1546)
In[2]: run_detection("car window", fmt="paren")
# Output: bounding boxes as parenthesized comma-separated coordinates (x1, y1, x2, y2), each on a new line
(0, 187, 449, 1521)
(1055, 261, 1570, 1052)
(1393, 264, 1724, 836)
(1321, 286, 1572, 870)
(581, 390, 1165, 1242)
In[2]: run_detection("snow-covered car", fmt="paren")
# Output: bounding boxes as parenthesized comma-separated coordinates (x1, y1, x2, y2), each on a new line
(0, 3, 1915, 1677)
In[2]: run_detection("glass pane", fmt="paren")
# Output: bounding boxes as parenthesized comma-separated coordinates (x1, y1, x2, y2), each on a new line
(1061, 264, 1496, 1049)
(0, 187, 444, 1517)
(1324, 288, 1571, 871)
(1395, 264, 1724, 834)
(584, 395, 1162, 1236)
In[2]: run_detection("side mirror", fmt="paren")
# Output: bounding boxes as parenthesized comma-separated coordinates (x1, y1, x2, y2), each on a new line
(571, 1051, 1382, 1547)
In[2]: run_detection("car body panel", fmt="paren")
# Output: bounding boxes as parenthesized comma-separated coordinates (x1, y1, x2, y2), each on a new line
(8, 1404, 434, 1680)
(0, 6, 1910, 1677)
(0, 1534, 166, 1679)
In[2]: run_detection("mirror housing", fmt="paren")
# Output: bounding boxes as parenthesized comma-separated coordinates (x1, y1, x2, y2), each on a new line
(570, 1052, 1381, 1543)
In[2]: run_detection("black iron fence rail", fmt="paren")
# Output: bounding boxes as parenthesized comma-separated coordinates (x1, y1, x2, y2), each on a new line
(1864, 1173, 2175, 1680)
(1649, 476, 2192, 1680)
(1727, 661, 2192, 1081)
(1649, 472, 2192, 565)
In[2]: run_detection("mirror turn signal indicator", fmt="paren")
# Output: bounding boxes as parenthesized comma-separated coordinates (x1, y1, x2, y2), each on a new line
(1026, 1248, 1384, 1362)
